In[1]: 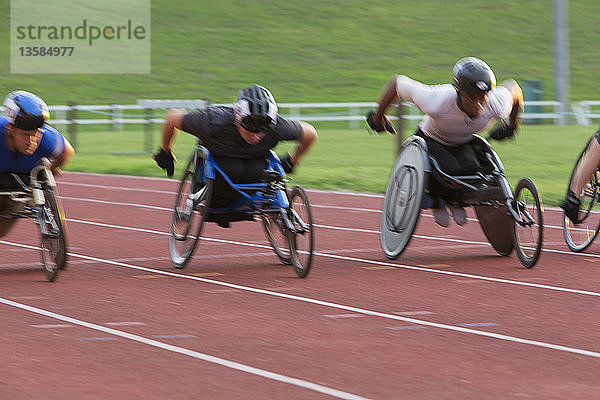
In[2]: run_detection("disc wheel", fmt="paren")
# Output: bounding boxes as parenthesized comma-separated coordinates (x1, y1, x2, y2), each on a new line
(39, 188, 67, 282)
(562, 139, 600, 252)
(512, 178, 543, 268)
(169, 157, 213, 269)
(380, 139, 427, 259)
(288, 185, 314, 278)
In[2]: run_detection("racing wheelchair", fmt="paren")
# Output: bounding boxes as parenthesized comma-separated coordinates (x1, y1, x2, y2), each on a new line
(168, 140, 314, 277)
(562, 137, 600, 252)
(0, 158, 67, 281)
(380, 135, 543, 268)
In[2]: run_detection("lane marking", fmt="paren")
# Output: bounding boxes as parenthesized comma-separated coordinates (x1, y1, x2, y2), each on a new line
(325, 314, 365, 319)
(152, 334, 196, 339)
(19, 218, 600, 299)
(387, 326, 428, 331)
(1, 248, 600, 359)
(105, 322, 147, 326)
(31, 324, 73, 329)
(394, 311, 434, 316)
(459, 323, 499, 327)
(0, 297, 371, 400)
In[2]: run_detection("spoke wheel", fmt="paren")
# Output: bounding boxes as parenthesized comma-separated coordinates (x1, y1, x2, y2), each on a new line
(512, 178, 543, 268)
(288, 186, 314, 278)
(169, 157, 212, 269)
(262, 211, 291, 265)
(380, 139, 426, 259)
(39, 188, 67, 282)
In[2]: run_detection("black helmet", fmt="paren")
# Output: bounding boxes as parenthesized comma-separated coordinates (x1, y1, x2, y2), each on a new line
(452, 57, 496, 96)
(3, 90, 49, 130)
(235, 84, 278, 133)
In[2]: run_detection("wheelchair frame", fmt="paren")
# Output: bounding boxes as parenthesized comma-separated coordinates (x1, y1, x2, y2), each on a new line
(380, 135, 543, 268)
(168, 140, 314, 277)
(0, 158, 67, 281)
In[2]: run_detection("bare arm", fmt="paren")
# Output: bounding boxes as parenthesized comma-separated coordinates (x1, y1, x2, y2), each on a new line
(161, 110, 187, 151)
(374, 76, 401, 124)
(501, 79, 524, 130)
(50, 136, 75, 173)
(290, 121, 318, 165)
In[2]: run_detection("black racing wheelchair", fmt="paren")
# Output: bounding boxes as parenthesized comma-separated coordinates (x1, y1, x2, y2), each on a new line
(168, 140, 314, 277)
(562, 136, 600, 252)
(380, 135, 543, 268)
(0, 158, 68, 281)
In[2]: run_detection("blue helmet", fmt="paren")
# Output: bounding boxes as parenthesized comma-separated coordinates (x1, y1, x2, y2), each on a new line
(4, 91, 50, 130)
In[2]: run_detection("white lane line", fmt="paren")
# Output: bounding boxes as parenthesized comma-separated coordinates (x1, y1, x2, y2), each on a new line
(1, 243, 599, 359)
(0, 297, 371, 400)
(37, 218, 600, 298)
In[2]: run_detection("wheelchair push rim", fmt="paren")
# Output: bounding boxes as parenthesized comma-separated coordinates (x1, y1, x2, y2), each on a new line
(380, 138, 427, 260)
(169, 157, 212, 269)
(512, 177, 543, 268)
(38, 188, 67, 282)
(562, 138, 600, 252)
(288, 185, 314, 278)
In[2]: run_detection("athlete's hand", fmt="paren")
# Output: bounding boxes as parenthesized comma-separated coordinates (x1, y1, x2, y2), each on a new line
(487, 120, 515, 141)
(366, 111, 396, 134)
(153, 147, 176, 177)
(280, 154, 295, 174)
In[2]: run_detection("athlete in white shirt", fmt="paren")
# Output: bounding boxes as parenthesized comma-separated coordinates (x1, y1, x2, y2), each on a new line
(368, 57, 523, 227)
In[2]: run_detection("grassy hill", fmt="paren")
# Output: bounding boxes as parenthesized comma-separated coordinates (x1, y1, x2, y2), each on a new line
(0, 0, 598, 105)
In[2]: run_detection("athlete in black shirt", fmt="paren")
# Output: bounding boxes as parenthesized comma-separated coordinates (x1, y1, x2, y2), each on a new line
(154, 84, 317, 207)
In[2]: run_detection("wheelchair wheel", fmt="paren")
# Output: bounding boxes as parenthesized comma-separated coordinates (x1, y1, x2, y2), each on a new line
(262, 212, 291, 265)
(169, 159, 213, 269)
(288, 185, 314, 278)
(512, 178, 543, 268)
(562, 139, 600, 251)
(38, 188, 67, 282)
(380, 138, 427, 259)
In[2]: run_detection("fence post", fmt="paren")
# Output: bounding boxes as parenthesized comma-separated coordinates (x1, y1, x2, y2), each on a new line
(112, 104, 122, 131)
(144, 107, 153, 153)
(67, 101, 77, 149)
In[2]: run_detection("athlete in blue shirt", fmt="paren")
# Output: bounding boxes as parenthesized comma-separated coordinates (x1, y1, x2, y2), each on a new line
(0, 91, 74, 180)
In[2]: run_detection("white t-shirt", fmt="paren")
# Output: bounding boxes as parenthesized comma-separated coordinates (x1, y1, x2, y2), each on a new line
(396, 75, 513, 146)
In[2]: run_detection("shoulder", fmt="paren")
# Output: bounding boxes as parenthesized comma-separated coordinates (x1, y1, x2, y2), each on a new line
(181, 105, 235, 131)
(272, 115, 302, 140)
(486, 87, 513, 115)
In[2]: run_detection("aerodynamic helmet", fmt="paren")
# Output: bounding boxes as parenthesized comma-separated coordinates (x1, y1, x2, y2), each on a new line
(452, 57, 496, 96)
(3, 90, 49, 130)
(235, 84, 278, 133)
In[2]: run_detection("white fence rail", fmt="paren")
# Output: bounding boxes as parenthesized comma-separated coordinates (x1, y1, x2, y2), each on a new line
(0, 100, 586, 129)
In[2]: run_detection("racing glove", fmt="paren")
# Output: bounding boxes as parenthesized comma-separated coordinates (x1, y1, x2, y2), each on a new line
(366, 111, 396, 134)
(153, 147, 176, 177)
(280, 154, 295, 174)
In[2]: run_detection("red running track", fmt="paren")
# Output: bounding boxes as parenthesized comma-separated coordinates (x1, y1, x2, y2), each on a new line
(1, 171, 599, 399)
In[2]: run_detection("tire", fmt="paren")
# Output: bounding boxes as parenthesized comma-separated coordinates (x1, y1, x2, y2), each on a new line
(288, 185, 314, 278)
(380, 138, 427, 259)
(262, 211, 292, 265)
(169, 156, 213, 269)
(512, 178, 543, 268)
(562, 138, 600, 252)
(38, 188, 67, 282)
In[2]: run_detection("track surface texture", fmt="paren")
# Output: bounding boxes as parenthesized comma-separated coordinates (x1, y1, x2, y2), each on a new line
(2, 172, 599, 400)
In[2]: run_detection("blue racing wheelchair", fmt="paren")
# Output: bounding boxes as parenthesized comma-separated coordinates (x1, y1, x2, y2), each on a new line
(0, 158, 67, 281)
(168, 140, 314, 277)
(380, 135, 543, 268)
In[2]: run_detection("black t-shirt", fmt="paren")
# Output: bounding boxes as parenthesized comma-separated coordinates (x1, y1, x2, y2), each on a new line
(181, 106, 302, 159)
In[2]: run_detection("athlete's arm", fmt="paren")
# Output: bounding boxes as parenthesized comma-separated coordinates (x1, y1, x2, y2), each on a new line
(501, 79, 524, 131)
(289, 121, 318, 165)
(160, 110, 187, 152)
(50, 136, 74, 173)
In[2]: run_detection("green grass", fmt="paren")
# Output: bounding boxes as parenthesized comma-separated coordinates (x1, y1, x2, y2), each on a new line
(0, 0, 598, 105)
(63, 123, 593, 206)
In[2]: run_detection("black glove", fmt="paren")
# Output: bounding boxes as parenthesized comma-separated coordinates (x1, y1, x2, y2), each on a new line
(366, 110, 396, 134)
(487, 121, 515, 141)
(560, 190, 581, 224)
(153, 147, 175, 177)
(280, 154, 295, 174)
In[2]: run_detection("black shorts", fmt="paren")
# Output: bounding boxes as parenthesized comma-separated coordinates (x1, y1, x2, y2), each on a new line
(211, 157, 267, 208)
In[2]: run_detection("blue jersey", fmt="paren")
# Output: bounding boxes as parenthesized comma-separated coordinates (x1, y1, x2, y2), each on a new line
(0, 116, 65, 173)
